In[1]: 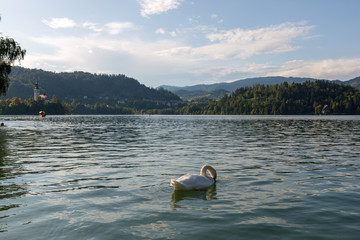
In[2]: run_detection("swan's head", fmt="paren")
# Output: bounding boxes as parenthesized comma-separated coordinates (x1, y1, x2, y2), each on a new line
(212, 170, 217, 182)
(201, 165, 217, 182)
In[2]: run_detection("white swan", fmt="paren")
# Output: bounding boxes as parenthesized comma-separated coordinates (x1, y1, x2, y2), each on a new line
(170, 165, 217, 190)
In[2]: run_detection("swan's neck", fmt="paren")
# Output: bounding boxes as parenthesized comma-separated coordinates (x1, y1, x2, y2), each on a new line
(200, 165, 217, 181)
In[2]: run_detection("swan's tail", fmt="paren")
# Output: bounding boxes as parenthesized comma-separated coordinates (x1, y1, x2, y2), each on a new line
(170, 179, 186, 190)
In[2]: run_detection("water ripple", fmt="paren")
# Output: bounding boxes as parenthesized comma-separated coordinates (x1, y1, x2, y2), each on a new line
(0, 115, 359, 239)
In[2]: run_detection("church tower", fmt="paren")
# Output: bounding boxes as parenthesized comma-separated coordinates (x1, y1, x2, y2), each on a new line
(34, 80, 41, 100)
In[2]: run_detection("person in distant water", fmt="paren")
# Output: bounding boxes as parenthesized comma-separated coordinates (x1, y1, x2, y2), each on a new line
(0, 123, 4, 127)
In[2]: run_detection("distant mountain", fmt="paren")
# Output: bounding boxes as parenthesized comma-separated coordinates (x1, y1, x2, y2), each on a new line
(161, 76, 360, 100)
(345, 76, 360, 89)
(5, 67, 180, 106)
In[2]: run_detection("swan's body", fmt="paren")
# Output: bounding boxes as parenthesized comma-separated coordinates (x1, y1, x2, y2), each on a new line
(170, 165, 217, 190)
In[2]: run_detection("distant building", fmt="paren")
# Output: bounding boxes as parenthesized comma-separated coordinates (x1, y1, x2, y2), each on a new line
(39, 94, 51, 103)
(34, 80, 41, 100)
(34, 80, 51, 103)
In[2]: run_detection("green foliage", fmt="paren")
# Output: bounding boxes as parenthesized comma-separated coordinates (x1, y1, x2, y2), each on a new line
(177, 98, 215, 114)
(146, 108, 177, 115)
(6, 67, 181, 108)
(0, 17, 26, 96)
(0, 97, 70, 115)
(198, 80, 360, 115)
(71, 102, 135, 115)
(0, 97, 136, 115)
(175, 88, 230, 100)
(2, 81, 359, 115)
(347, 76, 360, 89)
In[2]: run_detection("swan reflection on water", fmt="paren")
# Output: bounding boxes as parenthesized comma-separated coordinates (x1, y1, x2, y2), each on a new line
(170, 184, 217, 209)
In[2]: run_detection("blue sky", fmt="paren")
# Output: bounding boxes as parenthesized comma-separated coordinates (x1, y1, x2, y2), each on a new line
(1, 0, 360, 87)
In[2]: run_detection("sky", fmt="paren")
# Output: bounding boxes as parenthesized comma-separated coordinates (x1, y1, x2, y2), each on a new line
(1, 0, 360, 87)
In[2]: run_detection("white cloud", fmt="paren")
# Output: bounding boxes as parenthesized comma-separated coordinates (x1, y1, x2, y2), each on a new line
(156, 22, 314, 60)
(42, 19, 135, 35)
(155, 28, 177, 37)
(188, 16, 200, 24)
(191, 58, 360, 82)
(211, 14, 217, 19)
(82, 21, 135, 35)
(264, 58, 360, 80)
(22, 33, 187, 78)
(138, 0, 182, 17)
(82, 22, 102, 32)
(22, 30, 360, 84)
(23, 19, 359, 86)
(42, 18, 76, 29)
(104, 22, 135, 35)
(156, 28, 166, 34)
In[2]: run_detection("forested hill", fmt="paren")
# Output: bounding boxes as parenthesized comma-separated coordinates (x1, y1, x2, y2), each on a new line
(200, 80, 360, 115)
(5, 67, 180, 104)
(344, 76, 360, 89)
(162, 76, 320, 93)
(162, 76, 360, 100)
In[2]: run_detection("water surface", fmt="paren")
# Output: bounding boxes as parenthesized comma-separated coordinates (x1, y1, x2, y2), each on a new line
(0, 115, 359, 239)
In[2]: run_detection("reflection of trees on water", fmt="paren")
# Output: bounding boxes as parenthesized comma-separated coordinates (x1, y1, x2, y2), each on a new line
(170, 184, 217, 209)
(0, 130, 27, 232)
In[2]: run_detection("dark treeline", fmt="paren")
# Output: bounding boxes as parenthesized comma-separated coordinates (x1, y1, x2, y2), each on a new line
(7, 67, 180, 104)
(179, 80, 360, 115)
(70, 102, 135, 114)
(1, 80, 360, 115)
(0, 95, 185, 115)
(0, 96, 70, 115)
(0, 97, 136, 115)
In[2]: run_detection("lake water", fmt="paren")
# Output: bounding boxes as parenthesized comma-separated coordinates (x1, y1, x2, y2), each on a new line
(0, 115, 359, 240)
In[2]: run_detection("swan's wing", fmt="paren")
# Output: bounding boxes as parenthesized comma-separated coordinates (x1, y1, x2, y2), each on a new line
(170, 179, 187, 190)
(174, 174, 214, 190)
